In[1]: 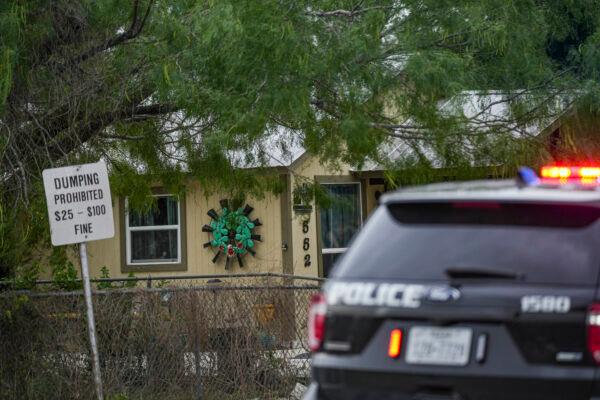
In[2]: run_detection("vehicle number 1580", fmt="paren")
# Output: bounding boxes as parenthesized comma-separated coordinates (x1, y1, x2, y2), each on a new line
(521, 295, 570, 314)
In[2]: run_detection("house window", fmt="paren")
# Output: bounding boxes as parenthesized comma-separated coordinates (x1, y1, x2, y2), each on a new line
(125, 195, 182, 267)
(320, 183, 362, 277)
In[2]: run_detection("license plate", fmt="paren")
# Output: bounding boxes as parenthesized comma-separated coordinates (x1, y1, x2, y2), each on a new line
(405, 327, 473, 366)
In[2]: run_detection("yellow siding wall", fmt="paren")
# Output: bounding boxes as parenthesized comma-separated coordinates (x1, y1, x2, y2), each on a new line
(85, 180, 283, 279)
(84, 194, 121, 277)
(82, 154, 382, 280)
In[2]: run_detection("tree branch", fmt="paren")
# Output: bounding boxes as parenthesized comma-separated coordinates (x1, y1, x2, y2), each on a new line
(69, 0, 154, 65)
(131, 103, 178, 116)
(307, 6, 392, 19)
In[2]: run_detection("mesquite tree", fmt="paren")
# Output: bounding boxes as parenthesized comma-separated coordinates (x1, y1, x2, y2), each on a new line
(1, 0, 599, 274)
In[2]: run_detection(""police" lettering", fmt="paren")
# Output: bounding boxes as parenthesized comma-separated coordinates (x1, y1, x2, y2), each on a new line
(326, 282, 428, 308)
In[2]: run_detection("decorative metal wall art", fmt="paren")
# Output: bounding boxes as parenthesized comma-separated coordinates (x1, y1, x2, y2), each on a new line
(202, 199, 262, 268)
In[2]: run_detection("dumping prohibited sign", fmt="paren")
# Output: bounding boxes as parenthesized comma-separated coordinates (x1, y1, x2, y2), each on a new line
(43, 160, 115, 246)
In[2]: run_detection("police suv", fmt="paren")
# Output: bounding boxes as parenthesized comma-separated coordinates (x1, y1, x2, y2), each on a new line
(305, 166, 600, 400)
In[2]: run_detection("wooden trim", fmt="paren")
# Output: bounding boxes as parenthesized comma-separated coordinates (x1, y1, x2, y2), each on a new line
(314, 175, 358, 184)
(120, 191, 187, 272)
(369, 177, 386, 185)
(279, 174, 296, 343)
(350, 170, 386, 179)
(315, 199, 324, 278)
(360, 178, 368, 220)
(280, 174, 294, 275)
(289, 151, 311, 170)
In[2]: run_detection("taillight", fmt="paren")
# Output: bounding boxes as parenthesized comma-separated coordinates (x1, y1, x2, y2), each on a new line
(388, 329, 403, 358)
(308, 293, 327, 352)
(587, 304, 600, 364)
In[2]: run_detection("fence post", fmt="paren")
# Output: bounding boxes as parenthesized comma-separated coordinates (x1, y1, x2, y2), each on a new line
(147, 275, 152, 288)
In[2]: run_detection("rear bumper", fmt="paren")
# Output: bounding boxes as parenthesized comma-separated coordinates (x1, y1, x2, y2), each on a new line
(310, 366, 594, 400)
(310, 318, 597, 399)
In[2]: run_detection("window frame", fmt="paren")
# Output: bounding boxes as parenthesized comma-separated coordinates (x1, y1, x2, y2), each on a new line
(316, 179, 364, 277)
(120, 191, 187, 272)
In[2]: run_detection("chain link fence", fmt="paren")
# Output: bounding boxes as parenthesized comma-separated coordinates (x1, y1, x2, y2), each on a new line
(0, 275, 322, 400)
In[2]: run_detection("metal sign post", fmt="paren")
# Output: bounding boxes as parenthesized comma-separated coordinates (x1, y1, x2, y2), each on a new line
(42, 160, 115, 400)
(80, 242, 104, 400)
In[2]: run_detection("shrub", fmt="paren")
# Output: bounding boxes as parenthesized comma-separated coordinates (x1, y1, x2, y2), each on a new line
(50, 248, 81, 291)
(97, 266, 114, 290)
(11, 263, 41, 290)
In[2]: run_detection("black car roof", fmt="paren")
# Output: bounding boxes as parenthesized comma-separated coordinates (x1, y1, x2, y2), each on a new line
(380, 179, 600, 204)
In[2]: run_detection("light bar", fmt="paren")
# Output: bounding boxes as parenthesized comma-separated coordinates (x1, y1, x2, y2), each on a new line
(540, 165, 600, 184)
(579, 167, 600, 178)
(540, 166, 572, 179)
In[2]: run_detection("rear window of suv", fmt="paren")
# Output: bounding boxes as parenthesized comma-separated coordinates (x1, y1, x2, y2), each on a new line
(332, 202, 600, 286)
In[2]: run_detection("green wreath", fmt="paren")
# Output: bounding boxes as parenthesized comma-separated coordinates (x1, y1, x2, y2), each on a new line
(202, 199, 262, 268)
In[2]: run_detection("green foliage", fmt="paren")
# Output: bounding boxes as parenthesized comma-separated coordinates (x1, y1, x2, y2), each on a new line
(1, 294, 30, 323)
(154, 279, 170, 289)
(0, 191, 48, 279)
(124, 272, 138, 288)
(97, 266, 113, 290)
(3, 0, 600, 277)
(11, 263, 41, 290)
(0, 2, 22, 112)
(0, 48, 13, 112)
(293, 180, 333, 209)
(50, 248, 81, 291)
(97, 267, 137, 290)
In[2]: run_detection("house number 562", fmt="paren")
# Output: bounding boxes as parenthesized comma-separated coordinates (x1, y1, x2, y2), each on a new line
(302, 220, 311, 267)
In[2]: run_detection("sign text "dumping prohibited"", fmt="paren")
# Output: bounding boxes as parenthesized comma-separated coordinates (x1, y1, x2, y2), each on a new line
(43, 161, 115, 246)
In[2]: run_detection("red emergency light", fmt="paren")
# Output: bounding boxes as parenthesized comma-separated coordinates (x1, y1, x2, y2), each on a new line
(540, 165, 600, 185)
